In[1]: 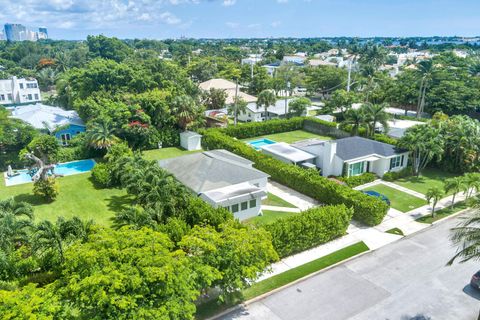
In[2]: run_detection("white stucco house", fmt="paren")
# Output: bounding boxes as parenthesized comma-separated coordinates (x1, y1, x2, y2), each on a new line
(237, 99, 310, 122)
(158, 150, 269, 220)
(0, 76, 41, 105)
(198, 78, 257, 105)
(292, 136, 409, 177)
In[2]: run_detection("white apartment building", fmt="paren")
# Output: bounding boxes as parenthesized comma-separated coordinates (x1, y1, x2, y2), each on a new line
(0, 77, 41, 105)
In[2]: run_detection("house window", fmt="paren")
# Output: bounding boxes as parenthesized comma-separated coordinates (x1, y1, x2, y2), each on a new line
(61, 133, 71, 146)
(0, 94, 4, 101)
(249, 199, 257, 208)
(19, 83, 24, 89)
(7, 94, 12, 101)
(231, 204, 239, 213)
(241, 201, 248, 211)
(389, 155, 403, 170)
(348, 161, 365, 176)
(34, 94, 39, 100)
(27, 94, 32, 100)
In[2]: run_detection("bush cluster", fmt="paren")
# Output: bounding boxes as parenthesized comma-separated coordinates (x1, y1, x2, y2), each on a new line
(221, 117, 304, 139)
(263, 205, 352, 258)
(33, 177, 59, 202)
(339, 172, 377, 188)
(91, 163, 112, 188)
(382, 167, 412, 181)
(202, 128, 389, 226)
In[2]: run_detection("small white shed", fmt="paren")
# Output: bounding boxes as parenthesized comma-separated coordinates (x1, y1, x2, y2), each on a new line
(180, 131, 202, 151)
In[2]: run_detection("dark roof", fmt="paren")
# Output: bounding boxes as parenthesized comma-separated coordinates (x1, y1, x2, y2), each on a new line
(334, 136, 405, 161)
(158, 149, 268, 194)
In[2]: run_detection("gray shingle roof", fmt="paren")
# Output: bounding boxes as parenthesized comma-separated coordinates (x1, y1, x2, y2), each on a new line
(334, 136, 405, 161)
(158, 149, 268, 193)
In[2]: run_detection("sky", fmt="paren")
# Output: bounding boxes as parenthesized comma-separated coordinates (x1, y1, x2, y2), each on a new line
(0, 0, 479, 40)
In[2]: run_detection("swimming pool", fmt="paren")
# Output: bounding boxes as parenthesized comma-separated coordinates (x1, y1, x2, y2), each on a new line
(247, 138, 277, 150)
(4, 159, 96, 186)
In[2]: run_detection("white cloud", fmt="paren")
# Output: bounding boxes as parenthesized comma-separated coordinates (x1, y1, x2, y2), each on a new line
(222, 0, 236, 6)
(226, 22, 239, 28)
(271, 21, 281, 27)
(159, 12, 182, 25)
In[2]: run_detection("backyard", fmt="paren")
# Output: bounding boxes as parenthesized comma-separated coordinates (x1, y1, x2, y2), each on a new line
(262, 192, 297, 208)
(245, 210, 298, 225)
(0, 173, 131, 225)
(242, 130, 332, 144)
(142, 147, 201, 161)
(364, 183, 427, 213)
(393, 168, 460, 195)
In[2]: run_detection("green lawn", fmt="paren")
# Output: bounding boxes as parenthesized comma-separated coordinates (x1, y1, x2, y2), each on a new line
(364, 184, 427, 212)
(392, 168, 460, 195)
(196, 242, 369, 319)
(142, 147, 201, 161)
(262, 193, 297, 208)
(417, 200, 470, 224)
(245, 210, 298, 226)
(0, 173, 132, 225)
(385, 228, 404, 236)
(243, 130, 332, 144)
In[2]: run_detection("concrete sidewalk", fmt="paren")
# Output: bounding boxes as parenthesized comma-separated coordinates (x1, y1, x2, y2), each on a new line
(267, 181, 318, 211)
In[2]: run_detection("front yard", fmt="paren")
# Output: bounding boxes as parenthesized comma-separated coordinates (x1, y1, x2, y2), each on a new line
(364, 184, 427, 212)
(393, 168, 460, 195)
(142, 147, 201, 161)
(262, 192, 297, 208)
(245, 210, 298, 226)
(242, 130, 332, 144)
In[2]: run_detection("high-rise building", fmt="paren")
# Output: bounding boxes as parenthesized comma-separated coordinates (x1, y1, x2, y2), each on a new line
(3, 23, 48, 42)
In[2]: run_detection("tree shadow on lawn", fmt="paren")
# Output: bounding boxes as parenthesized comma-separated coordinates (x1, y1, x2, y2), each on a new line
(107, 194, 135, 213)
(13, 193, 49, 206)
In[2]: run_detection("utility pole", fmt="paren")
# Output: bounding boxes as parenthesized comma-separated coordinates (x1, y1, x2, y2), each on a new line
(234, 79, 239, 126)
(284, 81, 290, 118)
(250, 62, 254, 80)
(347, 57, 352, 92)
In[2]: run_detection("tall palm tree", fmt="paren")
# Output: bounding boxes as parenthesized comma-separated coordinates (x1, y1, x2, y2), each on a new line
(0, 199, 34, 252)
(463, 173, 480, 198)
(448, 198, 480, 265)
(344, 107, 368, 136)
(444, 177, 464, 208)
(257, 90, 276, 121)
(172, 95, 199, 131)
(363, 103, 391, 137)
(415, 59, 435, 118)
(36, 67, 58, 91)
(87, 119, 120, 150)
(426, 187, 444, 218)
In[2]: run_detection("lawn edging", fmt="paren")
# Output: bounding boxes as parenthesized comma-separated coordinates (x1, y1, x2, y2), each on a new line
(431, 207, 471, 225)
(204, 242, 370, 320)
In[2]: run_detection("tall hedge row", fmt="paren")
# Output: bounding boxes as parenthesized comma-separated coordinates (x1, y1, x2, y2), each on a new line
(201, 128, 389, 226)
(222, 117, 304, 139)
(263, 205, 352, 258)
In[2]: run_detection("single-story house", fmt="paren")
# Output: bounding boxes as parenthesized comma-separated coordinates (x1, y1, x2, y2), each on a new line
(260, 142, 316, 167)
(158, 149, 269, 220)
(199, 78, 257, 105)
(237, 98, 310, 122)
(9, 103, 85, 145)
(292, 136, 409, 177)
(377, 119, 426, 139)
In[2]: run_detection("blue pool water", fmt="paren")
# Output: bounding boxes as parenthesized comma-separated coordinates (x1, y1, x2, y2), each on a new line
(4, 159, 96, 186)
(247, 138, 277, 150)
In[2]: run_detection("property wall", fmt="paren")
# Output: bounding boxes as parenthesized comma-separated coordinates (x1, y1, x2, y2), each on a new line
(303, 119, 350, 139)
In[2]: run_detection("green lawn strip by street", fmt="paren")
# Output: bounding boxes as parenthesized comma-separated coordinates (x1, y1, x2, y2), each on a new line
(242, 130, 332, 144)
(142, 147, 202, 161)
(385, 228, 404, 236)
(196, 241, 369, 319)
(364, 184, 427, 212)
(262, 192, 297, 208)
(417, 200, 469, 224)
(393, 168, 460, 195)
(0, 173, 132, 225)
(244, 210, 298, 226)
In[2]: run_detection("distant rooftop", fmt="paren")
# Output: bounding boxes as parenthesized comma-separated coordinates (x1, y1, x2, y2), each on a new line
(9, 103, 84, 130)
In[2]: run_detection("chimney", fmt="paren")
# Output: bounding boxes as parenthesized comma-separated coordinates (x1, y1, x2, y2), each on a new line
(322, 140, 337, 176)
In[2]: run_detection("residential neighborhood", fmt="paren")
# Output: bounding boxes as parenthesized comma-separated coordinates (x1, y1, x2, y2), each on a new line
(1, 1, 480, 319)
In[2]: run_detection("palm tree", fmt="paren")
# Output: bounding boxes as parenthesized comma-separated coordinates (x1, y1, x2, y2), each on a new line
(257, 90, 276, 121)
(444, 177, 464, 208)
(0, 199, 34, 252)
(172, 95, 199, 131)
(36, 67, 58, 91)
(415, 59, 435, 118)
(463, 173, 480, 198)
(363, 103, 391, 137)
(228, 96, 248, 126)
(448, 198, 480, 265)
(426, 187, 444, 218)
(87, 119, 120, 150)
(344, 107, 368, 136)
(113, 206, 156, 230)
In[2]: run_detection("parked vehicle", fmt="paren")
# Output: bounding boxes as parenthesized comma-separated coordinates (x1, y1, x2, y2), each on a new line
(362, 190, 391, 206)
(470, 271, 480, 289)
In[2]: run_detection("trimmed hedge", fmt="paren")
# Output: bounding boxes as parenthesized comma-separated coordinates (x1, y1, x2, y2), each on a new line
(222, 118, 304, 139)
(263, 205, 352, 258)
(339, 172, 377, 188)
(382, 167, 412, 181)
(201, 129, 389, 226)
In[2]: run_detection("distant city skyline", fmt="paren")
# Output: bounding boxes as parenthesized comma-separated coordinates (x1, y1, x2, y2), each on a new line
(0, 0, 479, 40)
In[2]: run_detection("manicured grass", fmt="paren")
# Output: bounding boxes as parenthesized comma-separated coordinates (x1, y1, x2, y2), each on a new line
(385, 228, 404, 236)
(142, 147, 201, 161)
(243, 130, 332, 144)
(196, 241, 369, 319)
(417, 200, 469, 224)
(244, 210, 298, 226)
(0, 173, 132, 225)
(261, 192, 297, 208)
(393, 168, 460, 195)
(364, 184, 427, 213)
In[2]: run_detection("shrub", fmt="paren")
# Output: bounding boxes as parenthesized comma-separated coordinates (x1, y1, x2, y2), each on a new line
(373, 133, 398, 146)
(104, 142, 133, 163)
(340, 172, 377, 188)
(91, 163, 112, 188)
(202, 129, 389, 226)
(382, 167, 412, 181)
(221, 118, 304, 139)
(33, 177, 59, 201)
(263, 205, 352, 258)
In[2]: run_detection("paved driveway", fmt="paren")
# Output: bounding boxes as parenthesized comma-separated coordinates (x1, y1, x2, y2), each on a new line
(221, 214, 480, 320)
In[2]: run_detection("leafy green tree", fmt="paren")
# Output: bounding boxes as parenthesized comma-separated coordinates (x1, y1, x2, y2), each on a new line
(228, 96, 248, 126)
(202, 88, 227, 110)
(0, 199, 34, 253)
(305, 66, 347, 96)
(288, 97, 311, 118)
(257, 90, 276, 121)
(426, 187, 444, 218)
(444, 177, 464, 207)
(33, 177, 59, 202)
(86, 35, 133, 62)
(87, 118, 120, 150)
(398, 125, 444, 177)
(326, 89, 360, 116)
(25, 135, 60, 164)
